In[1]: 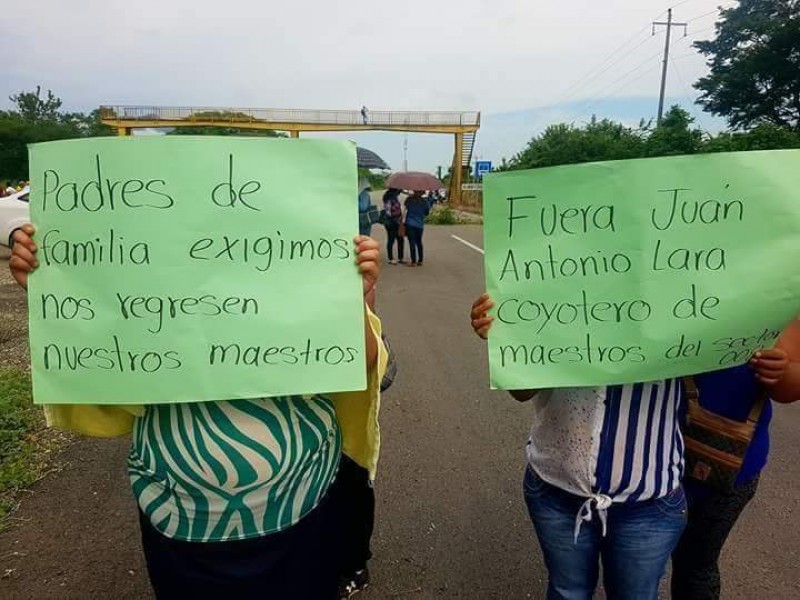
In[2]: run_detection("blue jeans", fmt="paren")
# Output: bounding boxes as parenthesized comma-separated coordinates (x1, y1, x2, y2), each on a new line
(406, 225, 423, 263)
(523, 466, 687, 600)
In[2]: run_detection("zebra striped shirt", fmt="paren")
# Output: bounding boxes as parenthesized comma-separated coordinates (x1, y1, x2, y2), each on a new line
(128, 395, 341, 543)
(526, 380, 684, 529)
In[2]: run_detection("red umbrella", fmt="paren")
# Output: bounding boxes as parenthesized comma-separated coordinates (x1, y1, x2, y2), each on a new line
(386, 171, 444, 191)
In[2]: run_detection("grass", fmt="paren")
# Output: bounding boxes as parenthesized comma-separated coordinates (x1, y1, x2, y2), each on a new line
(0, 367, 51, 525)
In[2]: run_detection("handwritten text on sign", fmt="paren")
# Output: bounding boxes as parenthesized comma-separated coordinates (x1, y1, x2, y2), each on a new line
(483, 150, 800, 390)
(28, 137, 365, 405)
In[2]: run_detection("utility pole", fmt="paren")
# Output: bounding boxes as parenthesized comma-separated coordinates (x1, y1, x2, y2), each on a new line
(403, 134, 408, 171)
(652, 8, 687, 124)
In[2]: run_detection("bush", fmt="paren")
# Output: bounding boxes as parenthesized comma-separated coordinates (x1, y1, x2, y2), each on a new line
(425, 205, 460, 225)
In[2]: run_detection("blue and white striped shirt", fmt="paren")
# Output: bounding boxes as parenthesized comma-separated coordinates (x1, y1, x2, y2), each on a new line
(526, 380, 684, 535)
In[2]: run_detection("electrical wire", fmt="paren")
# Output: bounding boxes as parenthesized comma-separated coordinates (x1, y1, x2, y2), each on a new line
(669, 53, 714, 133)
(668, 0, 702, 11)
(549, 28, 660, 109)
(685, 8, 721, 22)
(565, 49, 665, 123)
(549, 1, 720, 115)
(672, 23, 718, 51)
(523, 1, 724, 137)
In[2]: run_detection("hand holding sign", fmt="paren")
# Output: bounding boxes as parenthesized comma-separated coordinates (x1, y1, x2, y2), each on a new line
(9, 224, 38, 288)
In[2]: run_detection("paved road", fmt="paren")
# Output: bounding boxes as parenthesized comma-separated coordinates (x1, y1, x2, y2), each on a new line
(1, 225, 799, 598)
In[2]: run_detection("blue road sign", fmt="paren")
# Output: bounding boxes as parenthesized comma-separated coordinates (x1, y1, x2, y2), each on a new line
(475, 160, 492, 179)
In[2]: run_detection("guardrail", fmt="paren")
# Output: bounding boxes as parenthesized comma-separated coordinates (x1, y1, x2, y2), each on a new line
(99, 106, 481, 127)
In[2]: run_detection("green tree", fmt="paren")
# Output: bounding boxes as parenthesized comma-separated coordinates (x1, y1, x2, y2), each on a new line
(701, 123, 800, 152)
(168, 111, 286, 137)
(77, 109, 116, 137)
(9, 86, 63, 123)
(358, 168, 387, 190)
(507, 117, 645, 170)
(694, 0, 800, 130)
(645, 105, 703, 156)
(0, 88, 114, 180)
(0, 113, 77, 180)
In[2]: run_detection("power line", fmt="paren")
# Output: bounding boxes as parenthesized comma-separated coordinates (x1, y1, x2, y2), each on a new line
(589, 50, 666, 100)
(550, 28, 659, 109)
(565, 49, 665, 122)
(526, 1, 723, 136)
(671, 50, 701, 61)
(560, 33, 663, 105)
(549, 2, 715, 116)
(519, 27, 663, 143)
(669, 53, 713, 133)
(578, 63, 662, 124)
(675, 23, 718, 43)
(668, 0, 701, 11)
(657, 22, 721, 70)
(540, 2, 686, 113)
(668, 23, 718, 61)
(685, 8, 720, 22)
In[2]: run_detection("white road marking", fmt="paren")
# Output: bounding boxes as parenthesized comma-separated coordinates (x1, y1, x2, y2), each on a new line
(450, 234, 484, 255)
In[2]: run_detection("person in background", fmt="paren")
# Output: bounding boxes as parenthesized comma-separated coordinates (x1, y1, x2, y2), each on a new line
(10, 224, 387, 600)
(404, 190, 430, 267)
(358, 180, 374, 237)
(382, 188, 405, 265)
(671, 319, 800, 600)
(361, 106, 369, 126)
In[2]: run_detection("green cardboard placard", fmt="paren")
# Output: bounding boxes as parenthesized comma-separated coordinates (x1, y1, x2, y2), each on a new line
(27, 136, 366, 404)
(483, 150, 800, 390)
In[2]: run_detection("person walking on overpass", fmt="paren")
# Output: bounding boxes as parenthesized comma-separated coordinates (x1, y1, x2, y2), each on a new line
(671, 319, 800, 600)
(404, 191, 430, 267)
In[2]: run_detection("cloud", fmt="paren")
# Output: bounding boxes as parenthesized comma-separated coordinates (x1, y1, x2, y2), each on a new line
(0, 0, 725, 169)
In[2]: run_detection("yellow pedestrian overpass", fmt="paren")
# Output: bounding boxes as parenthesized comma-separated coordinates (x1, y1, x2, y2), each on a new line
(99, 106, 480, 204)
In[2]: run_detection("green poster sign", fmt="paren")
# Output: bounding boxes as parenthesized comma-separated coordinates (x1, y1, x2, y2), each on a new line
(27, 136, 366, 405)
(483, 150, 800, 390)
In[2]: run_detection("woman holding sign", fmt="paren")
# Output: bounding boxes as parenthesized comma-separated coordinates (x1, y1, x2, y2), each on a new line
(469, 294, 797, 600)
(10, 224, 388, 600)
(671, 320, 800, 600)
(471, 293, 687, 600)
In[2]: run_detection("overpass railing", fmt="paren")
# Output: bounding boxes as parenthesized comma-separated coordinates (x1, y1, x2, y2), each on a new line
(99, 106, 480, 127)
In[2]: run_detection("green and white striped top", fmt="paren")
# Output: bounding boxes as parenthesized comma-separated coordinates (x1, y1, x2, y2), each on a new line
(128, 395, 341, 542)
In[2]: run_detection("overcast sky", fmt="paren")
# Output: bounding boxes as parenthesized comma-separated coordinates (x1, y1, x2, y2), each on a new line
(0, 0, 729, 170)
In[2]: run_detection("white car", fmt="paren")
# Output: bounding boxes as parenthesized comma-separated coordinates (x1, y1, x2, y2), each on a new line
(0, 188, 30, 247)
